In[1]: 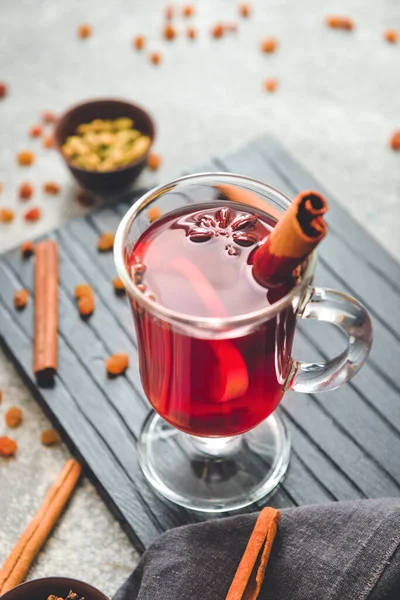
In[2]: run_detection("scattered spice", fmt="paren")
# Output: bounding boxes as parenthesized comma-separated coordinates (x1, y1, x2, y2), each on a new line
(147, 152, 162, 171)
(147, 206, 162, 223)
(17, 150, 35, 166)
(133, 35, 146, 50)
(212, 23, 225, 39)
(74, 283, 94, 300)
(0, 389, 2, 403)
(97, 231, 115, 252)
(390, 131, 400, 151)
(105, 353, 129, 377)
(42, 110, 57, 124)
(0, 183, 2, 194)
(14, 289, 29, 310)
(43, 135, 55, 149)
(261, 37, 278, 53)
(182, 4, 195, 17)
(239, 3, 251, 18)
(0, 436, 18, 457)
(43, 182, 61, 195)
(76, 189, 95, 206)
(20, 241, 34, 258)
(77, 24, 93, 39)
(385, 29, 398, 44)
(163, 23, 177, 41)
(326, 16, 355, 31)
(0, 82, 8, 99)
(0, 208, 15, 223)
(113, 277, 126, 296)
(5, 407, 23, 428)
(165, 5, 174, 20)
(33, 240, 58, 387)
(41, 428, 60, 446)
(19, 182, 34, 201)
(149, 51, 162, 65)
(187, 27, 197, 39)
(78, 295, 95, 319)
(24, 207, 41, 222)
(264, 77, 278, 92)
(29, 125, 42, 138)
(62, 117, 151, 172)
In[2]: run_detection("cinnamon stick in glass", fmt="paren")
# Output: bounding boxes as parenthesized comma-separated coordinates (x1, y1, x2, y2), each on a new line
(34, 239, 58, 386)
(252, 190, 328, 285)
(0, 459, 82, 595)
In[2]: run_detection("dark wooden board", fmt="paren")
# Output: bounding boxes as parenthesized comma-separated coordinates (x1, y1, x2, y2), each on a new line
(1, 136, 400, 551)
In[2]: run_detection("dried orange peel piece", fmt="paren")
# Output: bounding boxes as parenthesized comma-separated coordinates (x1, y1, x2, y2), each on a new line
(106, 353, 129, 377)
(0, 436, 18, 457)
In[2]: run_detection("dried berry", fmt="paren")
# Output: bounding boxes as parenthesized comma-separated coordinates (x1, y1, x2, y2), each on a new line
(212, 24, 224, 38)
(43, 182, 61, 195)
(43, 135, 55, 149)
(17, 150, 35, 166)
(264, 77, 278, 92)
(5, 406, 23, 428)
(77, 24, 93, 38)
(326, 16, 354, 31)
(30, 125, 42, 138)
(261, 37, 278, 53)
(133, 35, 146, 50)
(97, 232, 115, 252)
(19, 182, 34, 201)
(0, 82, 8, 99)
(165, 5, 174, 19)
(41, 428, 60, 446)
(20, 240, 34, 258)
(182, 4, 195, 17)
(113, 277, 126, 296)
(187, 27, 197, 39)
(42, 110, 57, 124)
(24, 207, 41, 222)
(0, 208, 15, 223)
(105, 353, 129, 377)
(239, 3, 251, 18)
(147, 206, 162, 223)
(163, 23, 177, 41)
(149, 51, 162, 65)
(0, 436, 18, 457)
(74, 283, 94, 300)
(14, 288, 29, 310)
(390, 131, 400, 151)
(78, 295, 95, 319)
(76, 189, 95, 206)
(147, 153, 162, 171)
(385, 29, 398, 44)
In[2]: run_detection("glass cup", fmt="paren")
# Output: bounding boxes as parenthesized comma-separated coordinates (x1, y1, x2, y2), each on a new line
(114, 173, 373, 512)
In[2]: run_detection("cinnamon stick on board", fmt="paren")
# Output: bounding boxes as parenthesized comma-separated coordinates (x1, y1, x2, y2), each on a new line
(34, 239, 58, 386)
(252, 190, 328, 285)
(225, 507, 280, 600)
(0, 459, 82, 595)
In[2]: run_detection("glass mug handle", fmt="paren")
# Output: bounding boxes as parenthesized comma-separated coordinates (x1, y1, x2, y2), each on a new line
(286, 287, 373, 393)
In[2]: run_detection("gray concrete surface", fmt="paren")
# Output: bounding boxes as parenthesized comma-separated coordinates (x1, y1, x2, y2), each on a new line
(1, 0, 400, 596)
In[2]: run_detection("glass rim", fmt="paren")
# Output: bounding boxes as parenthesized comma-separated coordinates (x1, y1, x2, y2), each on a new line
(114, 172, 316, 330)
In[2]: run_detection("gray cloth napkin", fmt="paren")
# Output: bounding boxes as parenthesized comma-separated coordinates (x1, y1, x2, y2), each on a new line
(114, 499, 400, 600)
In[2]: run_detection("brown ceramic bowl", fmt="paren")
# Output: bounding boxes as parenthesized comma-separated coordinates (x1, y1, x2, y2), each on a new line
(54, 98, 156, 196)
(0, 577, 110, 600)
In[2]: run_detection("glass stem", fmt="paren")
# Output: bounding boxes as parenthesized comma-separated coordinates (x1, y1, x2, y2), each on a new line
(188, 434, 243, 458)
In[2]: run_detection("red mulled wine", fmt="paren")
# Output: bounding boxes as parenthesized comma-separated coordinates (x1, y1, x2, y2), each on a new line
(129, 202, 296, 437)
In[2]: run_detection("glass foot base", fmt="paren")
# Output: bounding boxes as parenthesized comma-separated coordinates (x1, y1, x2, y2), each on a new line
(138, 411, 291, 513)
